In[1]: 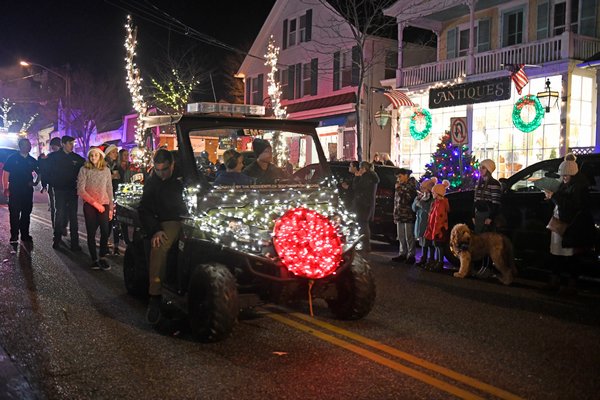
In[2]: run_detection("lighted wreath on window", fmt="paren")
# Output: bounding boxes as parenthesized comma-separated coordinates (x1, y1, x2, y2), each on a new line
(409, 108, 432, 140)
(512, 95, 544, 133)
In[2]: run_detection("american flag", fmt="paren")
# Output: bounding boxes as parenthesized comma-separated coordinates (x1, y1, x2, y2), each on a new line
(508, 64, 529, 95)
(383, 89, 415, 108)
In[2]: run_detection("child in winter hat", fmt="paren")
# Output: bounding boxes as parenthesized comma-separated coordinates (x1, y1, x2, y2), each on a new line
(424, 179, 451, 271)
(413, 177, 437, 267)
(558, 153, 578, 176)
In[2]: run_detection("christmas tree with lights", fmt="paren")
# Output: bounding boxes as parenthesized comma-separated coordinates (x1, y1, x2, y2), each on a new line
(422, 131, 479, 191)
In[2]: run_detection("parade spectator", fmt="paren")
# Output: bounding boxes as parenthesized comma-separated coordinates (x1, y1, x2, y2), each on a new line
(46, 136, 85, 250)
(391, 168, 418, 264)
(39, 137, 62, 229)
(340, 161, 359, 210)
(214, 149, 255, 185)
(243, 138, 288, 184)
(77, 147, 113, 270)
(372, 153, 383, 165)
(473, 159, 502, 233)
(424, 179, 451, 271)
(353, 161, 380, 253)
(543, 153, 595, 294)
(104, 144, 123, 255)
(412, 177, 437, 267)
(117, 149, 134, 245)
(2, 138, 39, 244)
(138, 149, 187, 324)
(381, 153, 395, 166)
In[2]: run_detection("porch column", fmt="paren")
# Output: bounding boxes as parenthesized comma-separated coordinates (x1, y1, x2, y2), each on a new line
(560, 72, 570, 155)
(467, 0, 476, 75)
(396, 22, 406, 88)
(565, 0, 572, 32)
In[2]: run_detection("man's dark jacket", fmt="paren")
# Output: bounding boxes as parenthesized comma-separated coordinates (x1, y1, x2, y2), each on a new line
(138, 173, 187, 236)
(243, 162, 287, 184)
(46, 150, 85, 191)
(352, 170, 380, 222)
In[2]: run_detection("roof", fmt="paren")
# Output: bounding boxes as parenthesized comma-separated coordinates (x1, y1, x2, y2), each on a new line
(577, 52, 600, 69)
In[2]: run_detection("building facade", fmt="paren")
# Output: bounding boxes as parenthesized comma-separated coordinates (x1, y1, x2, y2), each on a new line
(383, 0, 600, 178)
(237, 0, 435, 164)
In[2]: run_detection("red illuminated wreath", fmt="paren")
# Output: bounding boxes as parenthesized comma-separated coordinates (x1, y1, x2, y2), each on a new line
(273, 207, 343, 279)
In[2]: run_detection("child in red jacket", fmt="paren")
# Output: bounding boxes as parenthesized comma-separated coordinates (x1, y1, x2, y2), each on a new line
(424, 179, 450, 270)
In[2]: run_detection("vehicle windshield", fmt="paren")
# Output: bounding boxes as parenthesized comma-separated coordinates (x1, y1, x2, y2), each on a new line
(510, 162, 560, 192)
(187, 128, 320, 185)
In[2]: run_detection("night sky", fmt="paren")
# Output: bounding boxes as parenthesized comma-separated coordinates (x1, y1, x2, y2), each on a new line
(0, 0, 276, 103)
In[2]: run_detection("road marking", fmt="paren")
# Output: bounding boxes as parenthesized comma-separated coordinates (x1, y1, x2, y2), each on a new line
(265, 311, 485, 400)
(263, 309, 524, 400)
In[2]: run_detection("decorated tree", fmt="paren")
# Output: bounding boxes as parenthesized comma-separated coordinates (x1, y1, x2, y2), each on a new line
(422, 131, 479, 191)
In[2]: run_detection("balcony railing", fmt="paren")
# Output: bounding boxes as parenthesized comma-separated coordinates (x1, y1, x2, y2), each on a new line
(400, 32, 600, 87)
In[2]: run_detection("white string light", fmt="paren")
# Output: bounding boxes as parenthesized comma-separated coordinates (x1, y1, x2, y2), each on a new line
(264, 35, 288, 167)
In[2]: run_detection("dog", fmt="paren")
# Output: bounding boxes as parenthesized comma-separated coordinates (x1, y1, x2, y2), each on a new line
(449, 224, 517, 285)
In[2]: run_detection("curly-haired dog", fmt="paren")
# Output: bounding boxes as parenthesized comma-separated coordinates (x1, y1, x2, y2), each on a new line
(450, 224, 517, 285)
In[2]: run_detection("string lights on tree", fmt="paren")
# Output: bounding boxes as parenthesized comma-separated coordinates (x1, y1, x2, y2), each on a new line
(264, 35, 288, 167)
(124, 15, 151, 165)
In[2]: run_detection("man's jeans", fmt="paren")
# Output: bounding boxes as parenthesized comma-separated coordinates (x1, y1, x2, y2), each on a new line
(53, 189, 79, 244)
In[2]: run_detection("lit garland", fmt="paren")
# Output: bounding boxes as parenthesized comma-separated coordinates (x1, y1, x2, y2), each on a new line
(273, 207, 343, 279)
(264, 35, 288, 167)
(124, 15, 151, 166)
(409, 108, 432, 140)
(512, 95, 544, 133)
(115, 179, 361, 264)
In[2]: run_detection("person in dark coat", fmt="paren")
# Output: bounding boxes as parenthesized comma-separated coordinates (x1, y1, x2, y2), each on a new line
(138, 149, 187, 324)
(2, 138, 39, 243)
(381, 153, 395, 166)
(39, 137, 62, 229)
(243, 138, 288, 184)
(353, 161, 379, 252)
(543, 153, 594, 294)
(391, 168, 418, 264)
(214, 149, 255, 185)
(46, 136, 85, 250)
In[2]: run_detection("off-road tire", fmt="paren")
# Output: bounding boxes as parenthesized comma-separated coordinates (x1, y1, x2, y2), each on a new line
(188, 263, 239, 342)
(123, 240, 149, 298)
(327, 255, 376, 320)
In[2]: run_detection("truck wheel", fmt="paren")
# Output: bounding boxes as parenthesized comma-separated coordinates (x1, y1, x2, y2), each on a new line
(327, 255, 376, 320)
(123, 240, 148, 298)
(188, 263, 239, 342)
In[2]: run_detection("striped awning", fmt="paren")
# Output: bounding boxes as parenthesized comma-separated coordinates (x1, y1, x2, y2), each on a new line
(383, 89, 415, 108)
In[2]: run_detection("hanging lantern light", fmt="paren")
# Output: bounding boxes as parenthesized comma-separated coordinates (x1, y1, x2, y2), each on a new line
(536, 79, 559, 113)
(374, 105, 391, 129)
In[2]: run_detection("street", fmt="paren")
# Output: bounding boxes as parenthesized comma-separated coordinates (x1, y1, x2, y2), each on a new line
(0, 193, 599, 400)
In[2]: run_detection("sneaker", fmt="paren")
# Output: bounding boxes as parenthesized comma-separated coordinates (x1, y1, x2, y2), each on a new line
(406, 255, 416, 265)
(9, 235, 18, 243)
(391, 254, 406, 263)
(91, 261, 101, 270)
(113, 248, 121, 256)
(146, 296, 162, 325)
(98, 259, 111, 271)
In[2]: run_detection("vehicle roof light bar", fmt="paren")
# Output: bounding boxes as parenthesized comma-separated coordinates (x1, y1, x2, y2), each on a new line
(187, 102, 265, 116)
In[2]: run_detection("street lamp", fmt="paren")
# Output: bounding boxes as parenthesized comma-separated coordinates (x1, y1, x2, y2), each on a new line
(20, 60, 71, 134)
(374, 105, 391, 129)
(536, 78, 559, 113)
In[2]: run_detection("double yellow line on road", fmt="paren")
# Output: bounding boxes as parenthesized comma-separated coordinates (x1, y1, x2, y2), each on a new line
(264, 309, 524, 400)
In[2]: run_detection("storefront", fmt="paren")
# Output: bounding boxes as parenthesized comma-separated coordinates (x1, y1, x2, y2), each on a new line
(392, 71, 597, 179)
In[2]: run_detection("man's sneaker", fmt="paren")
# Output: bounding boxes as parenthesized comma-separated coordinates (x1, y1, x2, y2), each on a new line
(113, 248, 121, 256)
(391, 254, 406, 263)
(98, 259, 111, 271)
(406, 255, 416, 265)
(146, 296, 162, 325)
(91, 261, 101, 270)
(52, 238, 61, 249)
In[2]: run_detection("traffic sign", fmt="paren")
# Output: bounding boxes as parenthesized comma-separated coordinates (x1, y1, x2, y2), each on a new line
(450, 117, 468, 146)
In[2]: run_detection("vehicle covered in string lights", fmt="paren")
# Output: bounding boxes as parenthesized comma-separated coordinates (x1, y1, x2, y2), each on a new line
(116, 110, 376, 341)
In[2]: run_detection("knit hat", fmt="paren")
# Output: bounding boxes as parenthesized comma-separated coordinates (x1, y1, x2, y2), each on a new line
(420, 177, 437, 191)
(558, 153, 578, 176)
(104, 144, 118, 157)
(49, 137, 62, 147)
(252, 138, 271, 157)
(480, 159, 496, 174)
(87, 147, 105, 158)
(432, 179, 451, 197)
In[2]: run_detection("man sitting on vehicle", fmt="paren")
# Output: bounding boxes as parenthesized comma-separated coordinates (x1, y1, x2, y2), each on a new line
(214, 149, 255, 186)
(138, 149, 187, 324)
(243, 138, 288, 184)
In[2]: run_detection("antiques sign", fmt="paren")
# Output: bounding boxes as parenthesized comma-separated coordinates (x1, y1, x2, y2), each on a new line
(429, 77, 511, 109)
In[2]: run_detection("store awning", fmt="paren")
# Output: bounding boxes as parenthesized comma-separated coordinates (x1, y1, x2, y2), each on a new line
(383, 89, 415, 108)
(284, 92, 356, 113)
